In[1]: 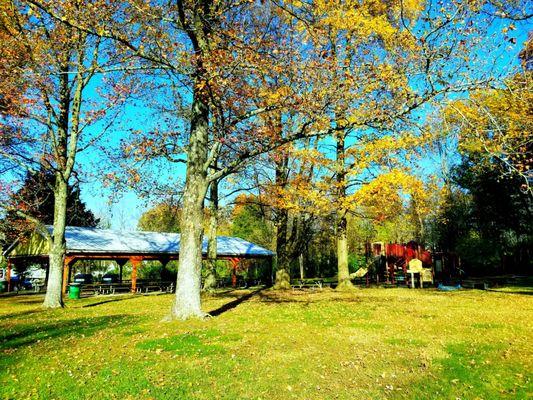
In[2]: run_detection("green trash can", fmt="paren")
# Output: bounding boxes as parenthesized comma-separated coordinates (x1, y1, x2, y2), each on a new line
(0, 280, 7, 293)
(69, 283, 81, 299)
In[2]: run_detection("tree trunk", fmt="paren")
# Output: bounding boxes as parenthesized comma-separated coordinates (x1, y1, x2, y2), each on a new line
(274, 207, 291, 289)
(299, 253, 304, 280)
(169, 83, 210, 320)
(272, 116, 291, 290)
(336, 213, 352, 289)
(335, 132, 354, 290)
(203, 176, 218, 292)
(274, 158, 291, 289)
(42, 176, 68, 308)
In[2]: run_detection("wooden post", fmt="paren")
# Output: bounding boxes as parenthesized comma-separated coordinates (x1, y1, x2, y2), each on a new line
(130, 257, 142, 293)
(62, 256, 76, 296)
(6, 259, 12, 292)
(230, 258, 239, 288)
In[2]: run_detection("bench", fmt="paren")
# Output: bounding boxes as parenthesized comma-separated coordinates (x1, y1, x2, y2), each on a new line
(78, 284, 132, 295)
(291, 279, 336, 289)
(136, 281, 174, 294)
(68, 281, 174, 296)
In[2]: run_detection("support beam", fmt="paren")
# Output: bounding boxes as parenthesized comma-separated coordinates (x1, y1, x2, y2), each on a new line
(62, 256, 76, 296)
(130, 257, 142, 293)
(159, 257, 170, 281)
(230, 258, 240, 288)
(116, 259, 128, 283)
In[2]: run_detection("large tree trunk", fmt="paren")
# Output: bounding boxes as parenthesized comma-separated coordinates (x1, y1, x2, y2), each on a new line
(203, 176, 218, 292)
(335, 132, 354, 290)
(274, 207, 291, 289)
(42, 176, 68, 308)
(170, 84, 210, 319)
(167, 2, 217, 319)
(42, 50, 79, 308)
(336, 213, 352, 289)
(273, 136, 291, 289)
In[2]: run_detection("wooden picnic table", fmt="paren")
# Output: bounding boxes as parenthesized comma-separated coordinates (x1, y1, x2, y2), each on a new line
(70, 281, 174, 296)
(291, 279, 336, 289)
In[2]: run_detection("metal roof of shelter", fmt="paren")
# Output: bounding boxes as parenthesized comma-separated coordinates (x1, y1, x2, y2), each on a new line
(4, 226, 274, 259)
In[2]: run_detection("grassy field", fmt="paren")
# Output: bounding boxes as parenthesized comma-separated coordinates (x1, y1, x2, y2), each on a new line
(1, 287, 531, 399)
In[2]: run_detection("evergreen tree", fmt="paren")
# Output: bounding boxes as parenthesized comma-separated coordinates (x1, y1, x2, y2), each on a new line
(0, 168, 99, 247)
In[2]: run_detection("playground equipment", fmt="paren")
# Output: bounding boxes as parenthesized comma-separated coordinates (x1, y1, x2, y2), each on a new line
(366, 241, 434, 287)
(406, 258, 434, 288)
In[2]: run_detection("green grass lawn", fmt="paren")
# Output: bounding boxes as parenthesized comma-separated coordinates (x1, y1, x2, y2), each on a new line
(1, 287, 531, 399)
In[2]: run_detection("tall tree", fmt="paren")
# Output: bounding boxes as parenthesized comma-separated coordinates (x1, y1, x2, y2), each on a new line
(0, 168, 99, 246)
(268, 0, 520, 289)
(29, 0, 336, 318)
(0, 1, 128, 307)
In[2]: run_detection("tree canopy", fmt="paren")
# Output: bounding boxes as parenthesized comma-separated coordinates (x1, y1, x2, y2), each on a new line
(137, 202, 181, 233)
(0, 168, 98, 247)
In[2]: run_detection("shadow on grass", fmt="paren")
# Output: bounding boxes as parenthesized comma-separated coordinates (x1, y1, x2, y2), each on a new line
(0, 308, 46, 322)
(5, 296, 45, 305)
(256, 290, 366, 305)
(81, 295, 139, 308)
(0, 292, 44, 300)
(81, 292, 172, 308)
(0, 314, 136, 352)
(208, 288, 264, 317)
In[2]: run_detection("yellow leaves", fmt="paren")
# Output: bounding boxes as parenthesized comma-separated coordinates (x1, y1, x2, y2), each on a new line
(263, 85, 293, 103)
(502, 23, 516, 34)
(346, 169, 433, 223)
(265, 175, 331, 213)
(401, 0, 426, 17)
(350, 63, 410, 98)
(296, 0, 421, 50)
(291, 147, 328, 168)
(444, 75, 532, 182)
(346, 130, 429, 174)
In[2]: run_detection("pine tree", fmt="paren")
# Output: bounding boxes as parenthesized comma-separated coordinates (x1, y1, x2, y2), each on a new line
(0, 168, 99, 247)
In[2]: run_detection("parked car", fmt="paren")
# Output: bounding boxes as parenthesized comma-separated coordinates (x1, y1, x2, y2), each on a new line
(73, 273, 93, 284)
(101, 273, 120, 283)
